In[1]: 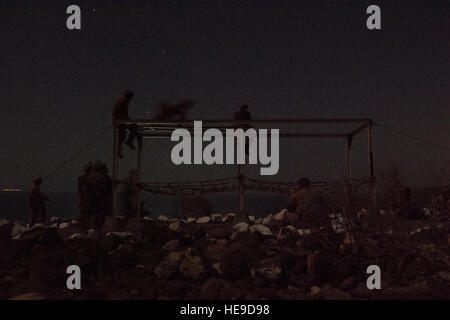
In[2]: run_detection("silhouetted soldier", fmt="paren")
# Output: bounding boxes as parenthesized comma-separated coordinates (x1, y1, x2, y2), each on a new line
(112, 89, 137, 158)
(120, 170, 139, 219)
(77, 162, 93, 228)
(233, 104, 252, 154)
(285, 178, 328, 229)
(28, 178, 49, 226)
(233, 104, 251, 127)
(85, 161, 112, 229)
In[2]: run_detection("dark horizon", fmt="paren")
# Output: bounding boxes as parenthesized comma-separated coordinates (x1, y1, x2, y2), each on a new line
(1, 0, 449, 192)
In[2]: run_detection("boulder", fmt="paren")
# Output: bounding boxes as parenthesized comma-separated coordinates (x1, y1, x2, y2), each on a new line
(154, 251, 184, 280)
(58, 222, 70, 229)
(169, 221, 181, 232)
(339, 276, 358, 291)
(233, 222, 249, 233)
(223, 213, 236, 223)
(297, 229, 312, 237)
(158, 215, 169, 222)
(68, 233, 88, 240)
(186, 217, 196, 224)
(10, 223, 27, 238)
(105, 232, 132, 239)
(38, 227, 61, 246)
(162, 240, 180, 252)
(204, 244, 230, 262)
(196, 216, 211, 224)
(249, 224, 272, 236)
(262, 214, 273, 225)
(50, 217, 60, 224)
(179, 254, 205, 280)
(198, 278, 227, 300)
(165, 280, 188, 298)
(211, 214, 223, 223)
(256, 257, 282, 281)
(203, 224, 232, 239)
(273, 209, 287, 221)
(9, 292, 46, 300)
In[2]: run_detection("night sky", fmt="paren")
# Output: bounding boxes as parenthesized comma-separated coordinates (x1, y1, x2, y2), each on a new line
(0, 0, 449, 192)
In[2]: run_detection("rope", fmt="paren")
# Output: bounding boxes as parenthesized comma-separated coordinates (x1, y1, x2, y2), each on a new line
(42, 124, 113, 181)
(374, 122, 450, 152)
(125, 176, 369, 196)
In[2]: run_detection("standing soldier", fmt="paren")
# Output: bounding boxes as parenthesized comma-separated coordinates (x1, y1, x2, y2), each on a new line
(233, 104, 251, 128)
(233, 104, 252, 155)
(77, 162, 93, 228)
(86, 161, 112, 229)
(112, 89, 137, 158)
(285, 178, 328, 229)
(29, 178, 49, 226)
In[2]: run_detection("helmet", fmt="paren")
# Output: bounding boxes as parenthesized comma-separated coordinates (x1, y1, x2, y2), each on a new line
(123, 89, 134, 98)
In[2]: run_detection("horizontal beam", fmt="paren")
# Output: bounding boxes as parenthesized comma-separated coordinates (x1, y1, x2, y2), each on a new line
(142, 132, 348, 138)
(116, 118, 373, 126)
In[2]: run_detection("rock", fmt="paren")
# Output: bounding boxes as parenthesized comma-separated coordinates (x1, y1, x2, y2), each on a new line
(248, 215, 255, 223)
(330, 213, 347, 234)
(158, 215, 169, 222)
(204, 244, 230, 262)
(169, 221, 181, 232)
(68, 233, 87, 240)
(198, 278, 227, 299)
(58, 222, 70, 229)
(179, 254, 205, 280)
(254, 218, 262, 224)
(233, 222, 249, 233)
(186, 217, 196, 224)
(10, 223, 27, 238)
(87, 228, 99, 239)
(70, 219, 78, 225)
(9, 292, 46, 300)
(256, 257, 282, 281)
(162, 240, 180, 252)
(143, 215, 152, 221)
(211, 214, 223, 223)
(273, 209, 287, 220)
(437, 271, 450, 281)
(50, 217, 60, 224)
(38, 227, 61, 245)
(106, 232, 133, 239)
(204, 225, 232, 239)
(223, 213, 236, 223)
(339, 276, 358, 291)
(154, 251, 184, 280)
(129, 288, 142, 299)
(196, 216, 211, 224)
(262, 214, 273, 225)
(15, 226, 43, 242)
(310, 286, 321, 295)
(165, 280, 188, 298)
(297, 229, 312, 237)
(99, 233, 120, 251)
(320, 285, 352, 300)
(249, 224, 272, 236)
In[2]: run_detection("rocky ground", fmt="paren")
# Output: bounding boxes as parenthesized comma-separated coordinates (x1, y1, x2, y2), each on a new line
(0, 211, 449, 300)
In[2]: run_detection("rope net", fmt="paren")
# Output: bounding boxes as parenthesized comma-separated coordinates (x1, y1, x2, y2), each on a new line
(119, 176, 369, 196)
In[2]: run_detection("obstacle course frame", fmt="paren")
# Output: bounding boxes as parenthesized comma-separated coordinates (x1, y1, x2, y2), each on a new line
(112, 118, 376, 219)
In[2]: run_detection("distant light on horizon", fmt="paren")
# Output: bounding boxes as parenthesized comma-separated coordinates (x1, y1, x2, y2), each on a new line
(1, 188, 22, 192)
